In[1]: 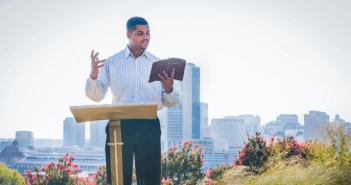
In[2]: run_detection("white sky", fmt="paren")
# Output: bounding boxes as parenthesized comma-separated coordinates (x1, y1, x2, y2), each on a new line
(1, 0, 351, 139)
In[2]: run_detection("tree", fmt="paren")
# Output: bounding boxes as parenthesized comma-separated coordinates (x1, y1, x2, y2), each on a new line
(0, 162, 25, 185)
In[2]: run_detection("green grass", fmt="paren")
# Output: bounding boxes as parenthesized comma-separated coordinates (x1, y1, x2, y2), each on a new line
(216, 156, 351, 185)
(198, 121, 351, 185)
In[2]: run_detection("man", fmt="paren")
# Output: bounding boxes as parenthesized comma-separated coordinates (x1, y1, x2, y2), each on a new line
(85, 17, 181, 184)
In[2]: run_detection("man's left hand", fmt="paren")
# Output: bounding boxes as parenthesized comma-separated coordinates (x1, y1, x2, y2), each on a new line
(158, 68, 174, 94)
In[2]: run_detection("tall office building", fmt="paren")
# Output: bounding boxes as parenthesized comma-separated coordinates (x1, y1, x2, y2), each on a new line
(304, 111, 329, 141)
(277, 114, 301, 130)
(263, 120, 285, 136)
(230, 115, 261, 136)
(200, 125, 211, 139)
(167, 63, 200, 146)
(210, 116, 245, 148)
(200, 102, 208, 126)
(90, 120, 108, 147)
(15, 131, 34, 149)
(63, 117, 85, 148)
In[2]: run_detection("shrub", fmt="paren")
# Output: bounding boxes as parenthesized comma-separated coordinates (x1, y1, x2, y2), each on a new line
(233, 132, 312, 174)
(233, 132, 268, 172)
(92, 165, 108, 185)
(0, 162, 25, 185)
(26, 153, 92, 185)
(161, 140, 204, 184)
(266, 135, 310, 161)
(314, 121, 351, 169)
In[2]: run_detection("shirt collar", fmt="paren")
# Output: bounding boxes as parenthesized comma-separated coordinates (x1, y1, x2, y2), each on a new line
(124, 45, 151, 60)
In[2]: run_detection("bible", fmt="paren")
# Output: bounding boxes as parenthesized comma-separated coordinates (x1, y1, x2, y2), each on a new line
(148, 57, 186, 83)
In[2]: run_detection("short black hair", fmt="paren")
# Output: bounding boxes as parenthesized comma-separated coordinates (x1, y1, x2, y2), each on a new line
(126, 17, 148, 33)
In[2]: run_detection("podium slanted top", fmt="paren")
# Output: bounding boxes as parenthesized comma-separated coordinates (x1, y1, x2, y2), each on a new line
(70, 102, 158, 123)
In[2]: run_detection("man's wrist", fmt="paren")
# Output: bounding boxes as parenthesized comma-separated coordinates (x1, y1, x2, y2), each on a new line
(90, 74, 97, 80)
(165, 87, 173, 94)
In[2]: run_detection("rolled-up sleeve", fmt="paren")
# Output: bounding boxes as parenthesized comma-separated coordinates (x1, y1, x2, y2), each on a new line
(85, 58, 110, 102)
(162, 80, 181, 107)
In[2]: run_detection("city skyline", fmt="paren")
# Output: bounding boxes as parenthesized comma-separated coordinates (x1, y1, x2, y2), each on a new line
(1, 0, 351, 139)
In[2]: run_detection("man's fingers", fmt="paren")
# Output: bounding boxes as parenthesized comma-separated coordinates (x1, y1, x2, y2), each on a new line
(163, 71, 169, 80)
(93, 52, 99, 61)
(158, 74, 165, 81)
(172, 68, 175, 79)
(93, 59, 106, 67)
(96, 64, 105, 69)
(91, 50, 94, 59)
(96, 59, 106, 64)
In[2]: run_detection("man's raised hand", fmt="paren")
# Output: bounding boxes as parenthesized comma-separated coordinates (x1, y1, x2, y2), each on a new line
(90, 50, 106, 79)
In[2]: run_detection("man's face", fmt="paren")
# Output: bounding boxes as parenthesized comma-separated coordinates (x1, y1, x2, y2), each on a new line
(128, 24, 150, 50)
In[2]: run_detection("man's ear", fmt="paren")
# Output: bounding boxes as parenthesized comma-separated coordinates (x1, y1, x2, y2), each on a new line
(126, 32, 131, 39)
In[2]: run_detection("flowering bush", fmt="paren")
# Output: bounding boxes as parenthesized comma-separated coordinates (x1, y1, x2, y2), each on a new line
(233, 132, 268, 172)
(233, 132, 311, 173)
(203, 164, 230, 183)
(26, 153, 94, 185)
(92, 165, 108, 185)
(267, 134, 310, 161)
(161, 140, 204, 184)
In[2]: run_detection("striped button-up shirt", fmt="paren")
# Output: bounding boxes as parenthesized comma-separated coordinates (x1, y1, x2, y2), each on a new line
(85, 45, 181, 111)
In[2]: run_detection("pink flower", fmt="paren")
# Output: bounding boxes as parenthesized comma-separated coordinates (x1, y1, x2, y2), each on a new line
(201, 159, 204, 163)
(231, 163, 236, 167)
(222, 166, 225, 169)
(239, 153, 245, 158)
(239, 159, 243, 164)
(182, 141, 187, 148)
(298, 156, 303, 159)
(256, 136, 259, 140)
(195, 143, 199, 147)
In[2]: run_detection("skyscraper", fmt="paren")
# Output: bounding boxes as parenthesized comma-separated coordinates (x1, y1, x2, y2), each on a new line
(304, 111, 329, 141)
(200, 102, 208, 126)
(15, 131, 34, 149)
(167, 63, 200, 146)
(63, 117, 85, 148)
(263, 120, 285, 136)
(210, 116, 245, 148)
(90, 120, 108, 147)
(277, 114, 301, 130)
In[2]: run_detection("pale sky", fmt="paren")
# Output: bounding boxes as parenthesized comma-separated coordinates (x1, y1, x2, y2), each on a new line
(1, 0, 351, 139)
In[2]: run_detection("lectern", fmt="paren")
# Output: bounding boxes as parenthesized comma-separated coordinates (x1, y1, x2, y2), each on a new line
(70, 102, 158, 185)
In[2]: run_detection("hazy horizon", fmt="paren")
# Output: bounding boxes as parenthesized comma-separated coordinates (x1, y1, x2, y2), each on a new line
(1, 0, 351, 139)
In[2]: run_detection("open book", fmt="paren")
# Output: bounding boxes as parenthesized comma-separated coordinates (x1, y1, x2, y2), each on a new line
(148, 58, 186, 83)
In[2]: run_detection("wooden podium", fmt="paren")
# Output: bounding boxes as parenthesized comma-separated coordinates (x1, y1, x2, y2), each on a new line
(70, 102, 158, 185)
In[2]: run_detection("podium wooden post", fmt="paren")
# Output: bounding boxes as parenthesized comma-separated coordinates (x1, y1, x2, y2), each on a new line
(70, 103, 158, 185)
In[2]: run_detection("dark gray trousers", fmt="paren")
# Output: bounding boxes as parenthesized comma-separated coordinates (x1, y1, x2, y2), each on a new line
(105, 117, 161, 185)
